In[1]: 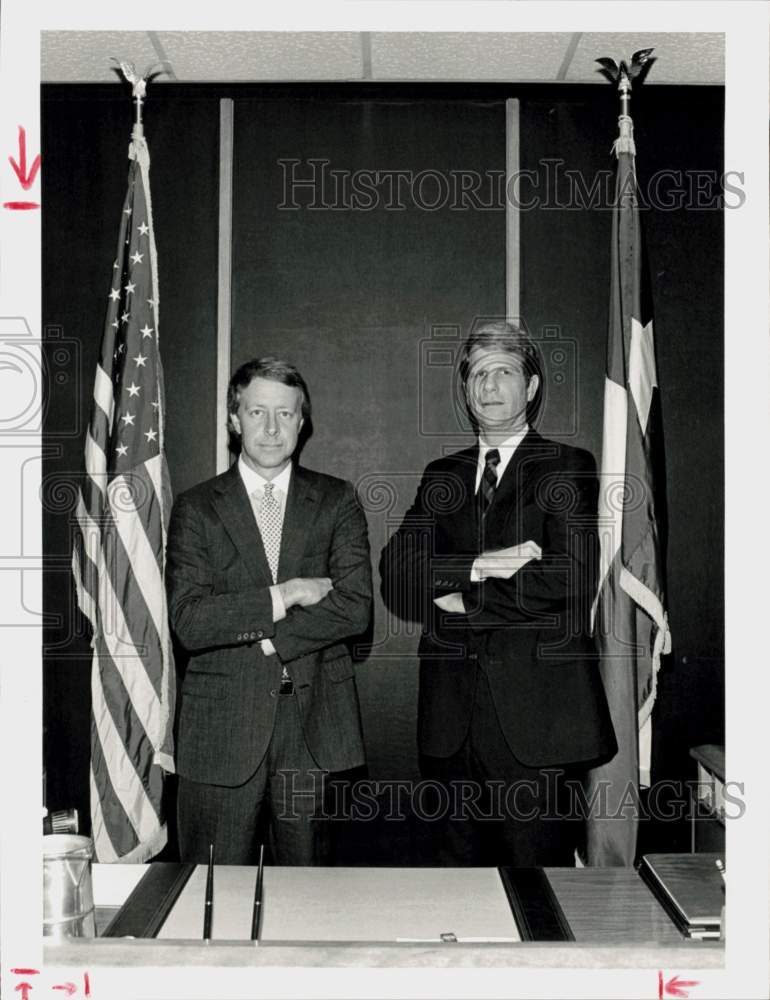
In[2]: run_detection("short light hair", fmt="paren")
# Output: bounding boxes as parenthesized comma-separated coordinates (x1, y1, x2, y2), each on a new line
(459, 320, 544, 425)
(227, 357, 311, 423)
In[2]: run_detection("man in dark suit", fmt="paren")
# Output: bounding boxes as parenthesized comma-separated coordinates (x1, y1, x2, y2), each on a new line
(380, 322, 616, 866)
(166, 357, 371, 865)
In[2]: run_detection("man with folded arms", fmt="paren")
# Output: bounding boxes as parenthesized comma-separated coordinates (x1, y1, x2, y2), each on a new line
(380, 322, 616, 865)
(167, 357, 372, 865)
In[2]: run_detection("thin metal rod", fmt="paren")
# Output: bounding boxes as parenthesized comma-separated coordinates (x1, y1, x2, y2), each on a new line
(618, 73, 631, 119)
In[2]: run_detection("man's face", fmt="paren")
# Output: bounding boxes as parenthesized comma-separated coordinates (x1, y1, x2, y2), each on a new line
(464, 345, 538, 439)
(229, 376, 304, 479)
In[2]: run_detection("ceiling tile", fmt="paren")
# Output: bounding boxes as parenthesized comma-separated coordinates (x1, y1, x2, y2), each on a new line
(41, 31, 726, 86)
(370, 31, 573, 81)
(570, 33, 725, 85)
(154, 31, 364, 81)
(41, 31, 160, 82)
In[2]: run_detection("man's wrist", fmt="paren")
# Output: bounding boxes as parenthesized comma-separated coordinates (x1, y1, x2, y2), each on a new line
(433, 591, 466, 614)
(278, 579, 297, 609)
(270, 583, 287, 622)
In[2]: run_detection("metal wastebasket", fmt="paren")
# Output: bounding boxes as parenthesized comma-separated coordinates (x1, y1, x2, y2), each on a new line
(43, 834, 96, 938)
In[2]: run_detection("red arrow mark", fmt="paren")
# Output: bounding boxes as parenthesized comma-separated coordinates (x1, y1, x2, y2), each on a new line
(663, 974, 701, 998)
(52, 984, 77, 996)
(9, 126, 41, 190)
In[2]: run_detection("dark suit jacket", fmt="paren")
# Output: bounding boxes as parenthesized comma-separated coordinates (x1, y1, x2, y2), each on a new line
(380, 429, 617, 769)
(166, 461, 372, 786)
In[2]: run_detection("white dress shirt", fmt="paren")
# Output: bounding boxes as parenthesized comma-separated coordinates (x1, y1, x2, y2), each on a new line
(238, 456, 291, 656)
(474, 427, 529, 493)
(470, 428, 528, 583)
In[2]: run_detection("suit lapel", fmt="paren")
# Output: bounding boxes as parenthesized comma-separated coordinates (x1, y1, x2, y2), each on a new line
(484, 429, 551, 538)
(278, 465, 321, 582)
(441, 447, 481, 551)
(211, 464, 274, 586)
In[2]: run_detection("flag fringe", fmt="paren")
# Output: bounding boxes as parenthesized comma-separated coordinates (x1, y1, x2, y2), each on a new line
(101, 822, 168, 865)
(619, 564, 672, 727)
(154, 749, 175, 774)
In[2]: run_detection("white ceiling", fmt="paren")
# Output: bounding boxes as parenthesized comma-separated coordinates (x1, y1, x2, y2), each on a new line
(41, 31, 724, 85)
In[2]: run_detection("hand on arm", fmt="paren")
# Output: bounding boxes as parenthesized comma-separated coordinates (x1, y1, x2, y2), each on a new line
(270, 484, 372, 664)
(279, 576, 333, 609)
(470, 539, 543, 581)
(461, 455, 599, 629)
(261, 579, 332, 656)
(433, 540, 542, 614)
(433, 592, 467, 614)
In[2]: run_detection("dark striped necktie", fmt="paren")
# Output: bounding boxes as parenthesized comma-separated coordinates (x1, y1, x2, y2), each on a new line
(479, 448, 500, 518)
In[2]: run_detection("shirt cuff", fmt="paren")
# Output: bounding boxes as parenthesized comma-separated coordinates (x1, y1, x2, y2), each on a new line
(470, 557, 482, 583)
(260, 639, 277, 656)
(270, 583, 287, 622)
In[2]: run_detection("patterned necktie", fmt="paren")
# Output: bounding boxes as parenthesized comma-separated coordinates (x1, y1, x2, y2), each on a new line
(258, 481, 283, 583)
(479, 448, 500, 519)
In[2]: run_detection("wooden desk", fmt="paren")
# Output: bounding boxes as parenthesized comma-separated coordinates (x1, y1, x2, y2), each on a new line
(546, 869, 684, 944)
(45, 865, 723, 971)
(690, 744, 726, 852)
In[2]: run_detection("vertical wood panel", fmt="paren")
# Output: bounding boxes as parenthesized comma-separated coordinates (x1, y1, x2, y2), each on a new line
(217, 99, 234, 474)
(505, 98, 520, 323)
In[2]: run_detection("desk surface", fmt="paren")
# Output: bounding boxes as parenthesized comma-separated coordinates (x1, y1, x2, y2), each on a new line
(159, 866, 521, 943)
(690, 744, 725, 782)
(546, 869, 683, 944)
(48, 865, 723, 970)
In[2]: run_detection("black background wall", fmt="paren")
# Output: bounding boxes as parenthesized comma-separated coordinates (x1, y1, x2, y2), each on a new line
(42, 82, 723, 858)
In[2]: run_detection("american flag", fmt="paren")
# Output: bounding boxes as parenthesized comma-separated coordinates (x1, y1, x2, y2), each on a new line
(584, 110, 671, 866)
(72, 132, 175, 862)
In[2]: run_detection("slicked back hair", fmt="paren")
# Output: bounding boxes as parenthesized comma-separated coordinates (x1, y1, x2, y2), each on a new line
(459, 321, 544, 427)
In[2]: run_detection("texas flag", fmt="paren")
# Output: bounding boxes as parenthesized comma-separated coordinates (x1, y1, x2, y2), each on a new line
(585, 111, 672, 866)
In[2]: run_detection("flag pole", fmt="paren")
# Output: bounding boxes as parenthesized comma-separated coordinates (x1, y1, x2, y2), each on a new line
(583, 46, 672, 867)
(110, 59, 172, 449)
(74, 57, 177, 862)
(618, 67, 631, 120)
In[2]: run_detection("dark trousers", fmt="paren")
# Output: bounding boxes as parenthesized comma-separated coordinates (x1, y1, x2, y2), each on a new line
(177, 692, 331, 865)
(420, 669, 582, 867)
